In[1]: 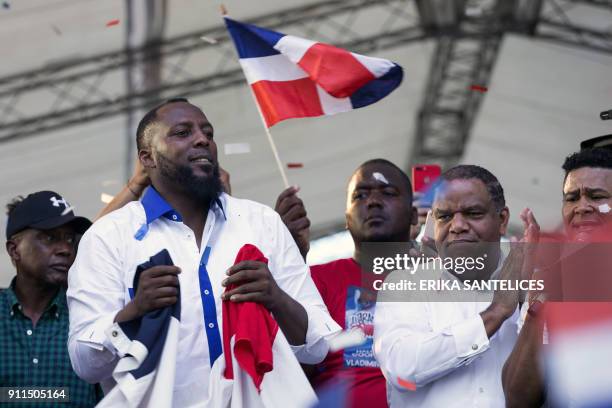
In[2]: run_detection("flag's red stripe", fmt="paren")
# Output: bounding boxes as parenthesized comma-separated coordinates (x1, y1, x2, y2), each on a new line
(547, 302, 612, 333)
(251, 78, 323, 127)
(298, 42, 375, 99)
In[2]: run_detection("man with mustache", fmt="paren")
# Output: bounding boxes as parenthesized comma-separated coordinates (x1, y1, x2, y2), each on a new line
(67, 98, 339, 405)
(374, 164, 537, 407)
(502, 146, 612, 407)
(1, 191, 100, 407)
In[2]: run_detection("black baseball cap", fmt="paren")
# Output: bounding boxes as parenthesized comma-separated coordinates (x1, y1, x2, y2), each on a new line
(6, 191, 92, 240)
(580, 134, 612, 151)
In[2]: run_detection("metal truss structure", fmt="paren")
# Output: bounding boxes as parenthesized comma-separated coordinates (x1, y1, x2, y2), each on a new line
(0, 0, 425, 144)
(411, 0, 612, 167)
(0, 0, 611, 173)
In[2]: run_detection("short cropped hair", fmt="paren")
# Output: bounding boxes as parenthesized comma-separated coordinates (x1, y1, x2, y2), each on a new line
(562, 148, 612, 178)
(440, 164, 506, 211)
(6, 196, 24, 216)
(136, 97, 190, 150)
(357, 158, 413, 197)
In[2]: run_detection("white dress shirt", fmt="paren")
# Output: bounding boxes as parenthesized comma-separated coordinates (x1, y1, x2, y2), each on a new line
(374, 257, 519, 408)
(67, 188, 340, 406)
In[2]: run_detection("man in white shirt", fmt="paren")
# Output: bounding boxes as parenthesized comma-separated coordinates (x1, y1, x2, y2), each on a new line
(374, 164, 538, 408)
(67, 98, 340, 406)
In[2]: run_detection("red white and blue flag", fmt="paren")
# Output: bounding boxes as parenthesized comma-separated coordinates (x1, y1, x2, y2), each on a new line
(224, 17, 403, 127)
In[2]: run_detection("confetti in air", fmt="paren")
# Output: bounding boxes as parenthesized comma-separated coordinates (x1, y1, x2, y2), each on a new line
(200, 36, 218, 44)
(224, 143, 250, 155)
(100, 193, 114, 204)
(469, 85, 488, 93)
(287, 163, 304, 169)
(106, 19, 120, 27)
(397, 377, 417, 391)
(2, 1, 10, 9)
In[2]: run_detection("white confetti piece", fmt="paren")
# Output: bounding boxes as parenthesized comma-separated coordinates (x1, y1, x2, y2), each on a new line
(102, 180, 119, 187)
(200, 36, 218, 44)
(328, 328, 367, 352)
(100, 193, 114, 204)
(598, 203, 611, 213)
(224, 143, 251, 155)
(373, 172, 389, 184)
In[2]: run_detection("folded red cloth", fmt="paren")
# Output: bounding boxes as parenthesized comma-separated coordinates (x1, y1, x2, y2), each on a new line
(223, 244, 279, 392)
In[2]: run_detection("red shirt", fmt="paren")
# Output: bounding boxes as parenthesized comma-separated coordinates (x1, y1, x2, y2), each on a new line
(310, 258, 388, 408)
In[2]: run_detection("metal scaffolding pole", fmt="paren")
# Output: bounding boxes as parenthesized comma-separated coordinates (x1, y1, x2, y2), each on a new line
(0, 0, 424, 144)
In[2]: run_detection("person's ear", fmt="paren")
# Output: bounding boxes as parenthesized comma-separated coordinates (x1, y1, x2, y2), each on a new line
(139, 148, 155, 169)
(6, 239, 20, 264)
(499, 207, 510, 236)
(410, 206, 419, 225)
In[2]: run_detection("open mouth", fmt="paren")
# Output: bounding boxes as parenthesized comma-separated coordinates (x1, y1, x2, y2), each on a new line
(189, 157, 213, 165)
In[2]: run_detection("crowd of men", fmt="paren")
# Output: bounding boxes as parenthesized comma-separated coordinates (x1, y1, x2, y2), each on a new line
(1, 98, 611, 407)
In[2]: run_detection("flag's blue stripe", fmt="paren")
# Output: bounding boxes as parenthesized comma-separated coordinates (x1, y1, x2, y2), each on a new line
(349, 64, 403, 109)
(198, 246, 223, 367)
(224, 17, 284, 59)
(119, 249, 179, 380)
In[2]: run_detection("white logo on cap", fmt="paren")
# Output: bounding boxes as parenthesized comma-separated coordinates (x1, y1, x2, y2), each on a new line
(50, 196, 69, 209)
(50, 196, 75, 215)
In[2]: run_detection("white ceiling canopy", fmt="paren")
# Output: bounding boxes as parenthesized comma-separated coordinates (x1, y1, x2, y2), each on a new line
(0, 0, 611, 285)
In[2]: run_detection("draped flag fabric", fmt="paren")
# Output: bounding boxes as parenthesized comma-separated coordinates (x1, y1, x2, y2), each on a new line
(224, 17, 403, 127)
(97, 249, 180, 408)
(202, 243, 317, 408)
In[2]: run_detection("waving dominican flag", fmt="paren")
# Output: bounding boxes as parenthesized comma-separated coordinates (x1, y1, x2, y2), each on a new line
(225, 17, 403, 127)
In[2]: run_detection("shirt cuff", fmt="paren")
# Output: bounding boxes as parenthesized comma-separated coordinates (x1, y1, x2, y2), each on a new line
(291, 305, 341, 364)
(76, 314, 117, 353)
(106, 323, 134, 357)
(450, 314, 490, 359)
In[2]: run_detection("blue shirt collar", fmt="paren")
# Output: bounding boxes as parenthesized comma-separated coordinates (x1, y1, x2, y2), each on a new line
(141, 187, 182, 224)
(141, 187, 227, 225)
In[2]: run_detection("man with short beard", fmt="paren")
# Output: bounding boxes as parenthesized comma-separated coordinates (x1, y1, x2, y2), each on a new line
(67, 98, 340, 405)
(374, 165, 537, 407)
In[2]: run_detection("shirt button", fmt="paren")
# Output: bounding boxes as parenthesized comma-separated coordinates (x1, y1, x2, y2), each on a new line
(204, 290, 210, 295)
(26, 329, 33, 336)
(10, 311, 14, 316)
(32, 358, 39, 364)
(112, 330, 118, 337)
(208, 322, 215, 329)
(472, 344, 479, 350)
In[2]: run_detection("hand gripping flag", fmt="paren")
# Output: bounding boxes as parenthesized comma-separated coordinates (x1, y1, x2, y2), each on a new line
(224, 17, 403, 127)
